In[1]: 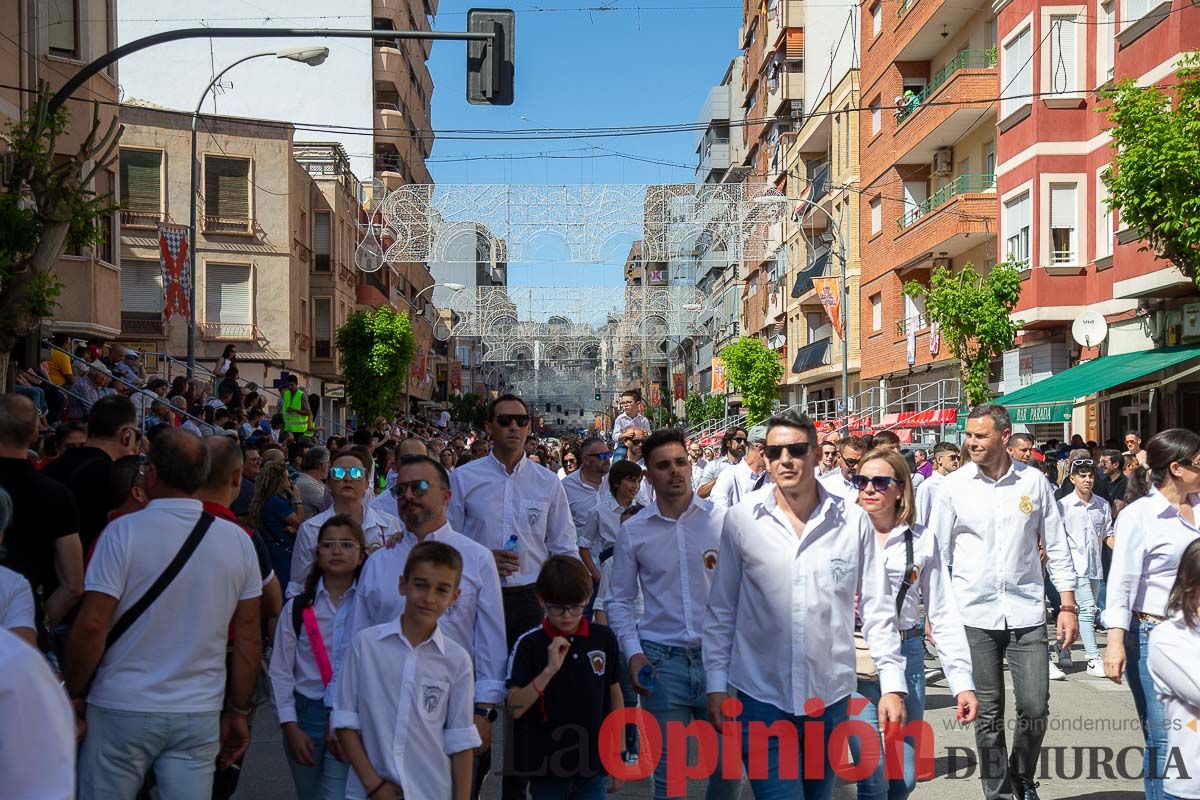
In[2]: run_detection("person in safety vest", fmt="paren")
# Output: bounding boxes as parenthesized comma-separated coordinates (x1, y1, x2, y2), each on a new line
(280, 374, 311, 436)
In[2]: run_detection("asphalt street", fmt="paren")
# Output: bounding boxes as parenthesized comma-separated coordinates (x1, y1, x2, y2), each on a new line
(234, 629, 1148, 799)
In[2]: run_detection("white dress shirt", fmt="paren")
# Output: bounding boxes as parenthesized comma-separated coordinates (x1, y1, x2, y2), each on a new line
(348, 523, 507, 704)
(269, 578, 357, 724)
(611, 412, 651, 446)
(332, 622, 481, 800)
(1149, 614, 1200, 799)
(709, 459, 771, 510)
(0, 566, 34, 634)
(819, 469, 856, 498)
(929, 460, 1076, 631)
(561, 469, 605, 531)
(579, 493, 628, 557)
(913, 470, 946, 527)
(288, 505, 402, 598)
(878, 523, 975, 697)
(703, 486, 907, 709)
(1104, 490, 1200, 630)
(607, 494, 725, 658)
(1058, 491, 1113, 580)
(448, 453, 579, 587)
(0, 627, 76, 800)
(368, 488, 399, 519)
(699, 456, 739, 486)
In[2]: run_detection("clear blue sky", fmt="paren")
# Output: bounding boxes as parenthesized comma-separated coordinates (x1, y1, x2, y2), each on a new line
(426, 1, 743, 287)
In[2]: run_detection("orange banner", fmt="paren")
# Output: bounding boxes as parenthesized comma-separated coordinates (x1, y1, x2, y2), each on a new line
(711, 358, 727, 393)
(812, 277, 844, 339)
(672, 372, 686, 401)
(649, 382, 662, 407)
(449, 361, 462, 392)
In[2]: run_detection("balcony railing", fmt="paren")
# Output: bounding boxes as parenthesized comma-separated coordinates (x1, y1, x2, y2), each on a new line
(200, 322, 259, 340)
(895, 313, 928, 336)
(203, 215, 253, 235)
(896, 49, 998, 123)
(897, 173, 996, 230)
(120, 209, 166, 229)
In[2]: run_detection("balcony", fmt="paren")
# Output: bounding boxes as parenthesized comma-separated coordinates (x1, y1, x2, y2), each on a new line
(766, 67, 804, 118)
(200, 322, 259, 341)
(897, 174, 995, 230)
(120, 209, 165, 229)
(891, 0, 994, 62)
(895, 313, 928, 336)
(897, 50, 996, 124)
(356, 282, 392, 309)
(120, 312, 165, 338)
(374, 46, 404, 88)
(892, 64, 997, 164)
(203, 215, 253, 235)
(767, 3, 805, 46)
(697, 142, 731, 179)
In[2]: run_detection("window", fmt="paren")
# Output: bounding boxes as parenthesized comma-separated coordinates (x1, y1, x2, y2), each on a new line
(1048, 15, 1078, 94)
(984, 140, 996, 176)
(870, 293, 882, 331)
(204, 156, 251, 232)
(119, 149, 162, 226)
(120, 260, 164, 316)
(1097, 167, 1114, 260)
(205, 263, 252, 329)
(48, 0, 78, 58)
(1002, 26, 1032, 119)
(870, 197, 882, 234)
(1004, 191, 1031, 267)
(96, 170, 114, 264)
(315, 298, 333, 358)
(807, 311, 831, 342)
(1100, 2, 1115, 82)
(870, 99, 881, 136)
(984, 18, 997, 50)
(314, 212, 332, 270)
(1123, 0, 1151, 28)
(871, 2, 881, 36)
(1049, 183, 1077, 264)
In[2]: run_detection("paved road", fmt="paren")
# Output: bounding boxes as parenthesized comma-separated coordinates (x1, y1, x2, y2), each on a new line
(234, 632, 1147, 799)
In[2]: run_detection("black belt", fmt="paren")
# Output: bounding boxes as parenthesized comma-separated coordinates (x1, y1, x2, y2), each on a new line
(502, 583, 538, 597)
(900, 625, 923, 641)
(599, 545, 614, 563)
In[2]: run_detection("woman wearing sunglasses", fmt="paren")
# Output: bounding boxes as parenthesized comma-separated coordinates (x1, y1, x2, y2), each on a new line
(286, 449, 401, 599)
(848, 448, 978, 800)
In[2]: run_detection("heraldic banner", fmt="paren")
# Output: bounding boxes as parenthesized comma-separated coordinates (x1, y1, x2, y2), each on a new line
(158, 223, 191, 323)
(811, 277, 844, 340)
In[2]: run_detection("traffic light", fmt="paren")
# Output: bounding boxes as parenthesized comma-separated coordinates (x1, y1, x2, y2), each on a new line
(594, 391, 601, 402)
(466, 9, 515, 106)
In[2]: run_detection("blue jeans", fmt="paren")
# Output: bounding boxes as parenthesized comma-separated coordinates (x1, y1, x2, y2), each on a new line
(849, 635, 928, 800)
(529, 774, 609, 800)
(286, 693, 349, 800)
(640, 640, 742, 800)
(78, 705, 220, 800)
(1126, 615, 1169, 800)
(1075, 577, 1102, 662)
(739, 692, 850, 800)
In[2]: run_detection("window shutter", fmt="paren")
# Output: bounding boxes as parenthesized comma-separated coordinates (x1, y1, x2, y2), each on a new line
(120, 261, 164, 314)
(48, 0, 76, 53)
(1050, 17, 1076, 93)
(120, 150, 161, 212)
(205, 158, 250, 221)
(1050, 184, 1075, 229)
(315, 299, 332, 339)
(205, 264, 251, 324)
(1125, 0, 1149, 24)
(785, 30, 804, 60)
(314, 213, 332, 255)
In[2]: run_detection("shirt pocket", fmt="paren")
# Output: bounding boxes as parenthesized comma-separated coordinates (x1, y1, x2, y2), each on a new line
(417, 678, 451, 723)
(519, 500, 551, 537)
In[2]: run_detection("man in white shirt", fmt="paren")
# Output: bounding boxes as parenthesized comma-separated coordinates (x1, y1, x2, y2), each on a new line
(815, 439, 840, 478)
(819, 435, 867, 497)
(349, 454, 506, 798)
(448, 394, 579, 651)
(705, 410, 909, 799)
(1058, 460, 1112, 677)
(709, 424, 771, 510)
(607, 429, 741, 800)
(929, 403, 1078, 800)
(561, 436, 611, 530)
(67, 428, 263, 799)
(611, 389, 652, 448)
(696, 426, 747, 499)
(914, 441, 960, 526)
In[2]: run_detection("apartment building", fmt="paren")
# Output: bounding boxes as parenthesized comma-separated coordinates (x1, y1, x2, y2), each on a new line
(2, 0, 121, 341)
(858, 0, 999, 399)
(373, 0, 437, 189)
(993, 0, 1200, 437)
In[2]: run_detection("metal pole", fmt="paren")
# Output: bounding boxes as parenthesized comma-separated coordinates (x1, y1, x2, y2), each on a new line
(839, 232, 849, 404)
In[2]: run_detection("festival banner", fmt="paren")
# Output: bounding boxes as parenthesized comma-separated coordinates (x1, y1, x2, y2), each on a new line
(672, 372, 686, 401)
(412, 344, 428, 382)
(711, 358, 728, 393)
(907, 321, 917, 366)
(649, 382, 662, 407)
(811, 277, 844, 339)
(929, 320, 941, 356)
(157, 223, 191, 322)
(449, 361, 462, 392)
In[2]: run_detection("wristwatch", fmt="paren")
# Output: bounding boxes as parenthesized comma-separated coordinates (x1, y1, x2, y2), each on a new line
(474, 706, 499, 722)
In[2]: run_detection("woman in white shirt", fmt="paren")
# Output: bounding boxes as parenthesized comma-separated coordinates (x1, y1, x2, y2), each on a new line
(1149, 537, 1200, 800)
(270, 514, 366, 800)
(1105, 428, 1200, 800)
(1058, 460, 1114, 677)
(849, 448, 978, 800)
(0, 488, 35, 647)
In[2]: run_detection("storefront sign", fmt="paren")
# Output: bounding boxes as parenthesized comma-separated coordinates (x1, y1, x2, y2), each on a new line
(1010, 403, 1073, 424)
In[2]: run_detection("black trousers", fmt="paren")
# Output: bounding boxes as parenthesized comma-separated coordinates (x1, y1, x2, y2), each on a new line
(500, 584, 544, 800)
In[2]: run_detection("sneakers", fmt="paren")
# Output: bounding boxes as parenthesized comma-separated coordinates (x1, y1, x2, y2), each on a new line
(1086, 658, 1107, 678)
(1022, 781, 1043, 800)
(1048, 660, 1067, 681)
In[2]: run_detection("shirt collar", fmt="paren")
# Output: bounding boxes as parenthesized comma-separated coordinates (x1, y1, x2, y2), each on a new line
(487, 451, 528, 477)
(646, 492, 707, 523)
(967, 458, 1020, 485)
(379, 618, 447, 653)
(147, 498, 205, 511)
(201, 500, 237, 522)
(543, 615, 589, 639)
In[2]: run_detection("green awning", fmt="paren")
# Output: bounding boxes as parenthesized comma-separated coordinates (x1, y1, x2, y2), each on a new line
(994, 344, 1200, 424)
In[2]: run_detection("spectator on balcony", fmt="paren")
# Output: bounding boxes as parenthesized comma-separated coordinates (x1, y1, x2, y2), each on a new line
(47, 332, 75, 389)
(145, 400, 171, 431)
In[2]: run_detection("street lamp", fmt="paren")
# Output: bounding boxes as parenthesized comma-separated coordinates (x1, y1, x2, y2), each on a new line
(186, 47, 330, 376)
(753, 193, 851, 405)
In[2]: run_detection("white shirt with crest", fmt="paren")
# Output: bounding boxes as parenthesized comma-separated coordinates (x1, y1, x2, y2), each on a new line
(1058, 491, 1113, 580)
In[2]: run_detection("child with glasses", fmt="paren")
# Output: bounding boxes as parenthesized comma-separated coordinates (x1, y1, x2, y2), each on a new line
(270, 514, 367, 800)
(508, 556, 624, 799)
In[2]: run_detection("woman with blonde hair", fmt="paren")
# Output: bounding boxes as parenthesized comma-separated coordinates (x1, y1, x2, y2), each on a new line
(251, 458, 301, 586)
(847, 447, 978, 800)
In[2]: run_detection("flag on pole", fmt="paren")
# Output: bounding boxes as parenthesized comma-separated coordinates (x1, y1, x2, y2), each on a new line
(672, 372, 686, 401)
(812, 277, 844, 339)
(929, 320, 941, 355)
(158, 223, 191, 323)
(712, 358, 728, 393)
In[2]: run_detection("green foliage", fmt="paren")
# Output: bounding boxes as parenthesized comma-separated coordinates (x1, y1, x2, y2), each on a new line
(1100, 54, 1200, 287)
(904, 261, 1022, 407)
(718, 337, 784, 425)
(684, 392, 726, 425)
(335, 307, 416, 425)
(448, 392, 486, 428)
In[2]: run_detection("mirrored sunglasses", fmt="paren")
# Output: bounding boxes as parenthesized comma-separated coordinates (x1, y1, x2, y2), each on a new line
(391, 479, 432, 497)
(329, 465, 365, 481)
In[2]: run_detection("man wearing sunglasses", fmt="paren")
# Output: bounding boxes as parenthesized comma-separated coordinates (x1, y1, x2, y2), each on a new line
(561, 437, 612, 531)
(704, 409, 907, 799)
(819, 435, 867, 498)
(816, 439, 840, 478)
(696, 426, 748, 499)
(347, 454, 506, 798)
(914, 441, 961, 526)
(709, 425, 771, 511)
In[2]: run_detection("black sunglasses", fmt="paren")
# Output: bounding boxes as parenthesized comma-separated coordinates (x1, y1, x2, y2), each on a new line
(731, 437, 748, 444)
(850, 474, 901, 492)
(391, 479, 432, 497)
(842, 456, 861, 468)
(495, 414, 530, 428)
(764, 442, 812, 461)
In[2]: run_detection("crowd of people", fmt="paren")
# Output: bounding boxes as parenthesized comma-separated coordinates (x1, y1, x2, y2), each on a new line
(0, 381, 1198, 800)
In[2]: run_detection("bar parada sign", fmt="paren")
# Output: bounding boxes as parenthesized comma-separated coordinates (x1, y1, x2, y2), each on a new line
(1010, 403, 1073, 424)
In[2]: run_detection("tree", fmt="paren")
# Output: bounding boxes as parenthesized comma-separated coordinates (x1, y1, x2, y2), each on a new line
(1100, 54, 1200, 287)
(684, 391, 727, 426)
(448, 391, 486, 428)
(903, 261, 1022, 408)
(335, 307, 416, 425)
(0, 86, 120, 382)
(718, 337, 784, 425)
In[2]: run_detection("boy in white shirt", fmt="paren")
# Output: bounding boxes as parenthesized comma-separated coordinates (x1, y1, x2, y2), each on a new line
(1058, 458, 1113, 677)
(334, 541, 481, 800)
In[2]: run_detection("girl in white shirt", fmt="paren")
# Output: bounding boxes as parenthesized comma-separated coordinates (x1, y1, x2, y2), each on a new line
(1149, 538, 1200, 800)
(270, 515, 366, 800)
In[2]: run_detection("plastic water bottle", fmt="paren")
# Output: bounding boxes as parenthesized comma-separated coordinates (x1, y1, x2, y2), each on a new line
(637, 663, 657, 693)
(504, 534, 519, 552)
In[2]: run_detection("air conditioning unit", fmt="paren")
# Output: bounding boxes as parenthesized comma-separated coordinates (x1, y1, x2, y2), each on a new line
(1182, 302, 1200, 341)
(932, 257, 952, 270)
(932, 148, 953, 176)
